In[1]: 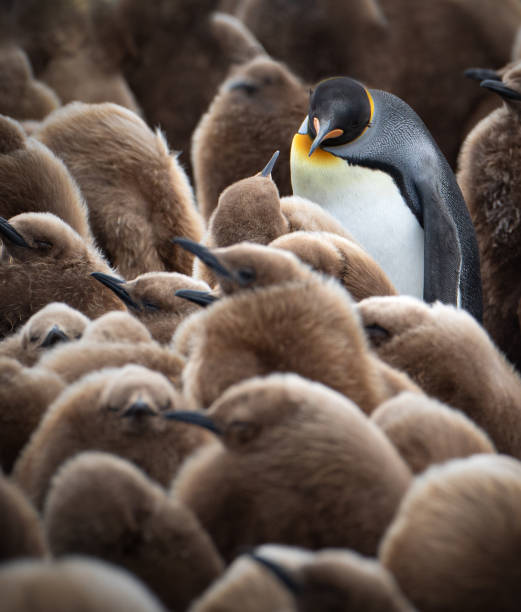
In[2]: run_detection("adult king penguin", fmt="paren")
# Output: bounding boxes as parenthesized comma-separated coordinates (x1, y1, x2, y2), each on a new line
(291, 77, 482, 320)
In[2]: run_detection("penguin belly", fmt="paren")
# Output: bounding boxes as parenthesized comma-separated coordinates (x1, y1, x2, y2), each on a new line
(291, 141, 424, 298)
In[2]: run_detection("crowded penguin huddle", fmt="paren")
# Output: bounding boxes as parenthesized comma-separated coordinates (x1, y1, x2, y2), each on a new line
(2, 1, 521, 610)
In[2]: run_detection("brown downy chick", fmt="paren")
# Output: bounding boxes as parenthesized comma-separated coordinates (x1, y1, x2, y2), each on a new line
(38, 336, 184, 386)
(170, 373, 412, 562)
(371, 392, 495, 474)
(192, 55, 308, 220)
(380, 454, 521, 612)
(91, 271, 212, 344)
(0, 557, 166, 612)
(13, 364, 211, 510)
(0, 45, 59, 120)
(0, 116, 91, 240)
(0, 213, 124, 337)
(358, 296, 521, 457)
(82, 311, 153, 344)
(0, 474, 46, 562)
(0, 302, 89, 366)
(35, 102, 203, 278)
(458, 61, 521, 369)
(270, 231, 397, 301)
(45, 451, 224, 611)
(247, 544, 416, 612)
(173, 239, 418, 411)
(0, 357, 65, 473)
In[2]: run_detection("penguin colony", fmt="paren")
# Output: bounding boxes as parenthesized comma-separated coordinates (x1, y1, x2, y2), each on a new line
(1, 1, 521, 610)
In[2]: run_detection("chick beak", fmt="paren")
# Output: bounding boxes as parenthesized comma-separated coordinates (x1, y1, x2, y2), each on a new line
(172, 238, 234, 280)
(249, 553, 302, 595)
(121, 400, 156, 419)
(480, 79, 521, 101)
(260, 150, 280, 177)
(163, 410, 222, 435)
(41, 325, 69, 348)
(0, 217, 31, 248)
(90, 272, 141, 311)
(175, 289, 219, 307)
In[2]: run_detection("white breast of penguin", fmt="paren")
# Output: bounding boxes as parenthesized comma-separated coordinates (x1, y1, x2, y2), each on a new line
(291, 125, 424, 299)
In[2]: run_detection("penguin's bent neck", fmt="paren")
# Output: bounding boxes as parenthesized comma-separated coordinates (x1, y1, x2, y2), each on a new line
(291, 117, 424, 299)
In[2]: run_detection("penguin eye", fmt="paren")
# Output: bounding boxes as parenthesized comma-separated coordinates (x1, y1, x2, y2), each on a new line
(159, 399, 172, 412)
(35, 240, 52, 249)
(142, 301, 160, 312)
(364, 323, 391, 347)
(228, 81, 258, 96)
(236, 267, 256, 285)
(29, 335, 40, 343)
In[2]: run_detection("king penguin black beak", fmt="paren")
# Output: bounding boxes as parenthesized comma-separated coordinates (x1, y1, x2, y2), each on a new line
(41, 325, 69, 348)
(121, 400, 156, 419)
(0, 217, 31, 248)
(480, 79, 521, 101)
(175, 289, 219, 307)
(308, 118, 333, 157)
(90, 272, 141, 311)
(172, 237, 234, 280)
(464, 68, 501, 83)
(249, 553, 302, 595)
(163, 410, 222, 435)
(261, 150, 280, 177)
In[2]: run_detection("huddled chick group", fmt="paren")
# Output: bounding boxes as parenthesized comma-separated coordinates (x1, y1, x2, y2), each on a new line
(1, 1, 521, 611)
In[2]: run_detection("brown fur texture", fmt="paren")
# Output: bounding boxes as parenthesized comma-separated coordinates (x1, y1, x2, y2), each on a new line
(174, 243, 416, 412)
(0, 557, 166, 612)
(236, 0, 521, 166)
(0, 212, 125, 338)
(39, 337, 184, 387)
(171, 373, 412, 561)
(189, 549, 299, 612)
(244, 544, 416, 612)
(0, 116, 92, 240)
(35, 102, 203, 278)
(0, 302, 89, 366)
(117, 3, 265, 176)
(271, 231, 397, 301)
(13, 364, 211, 510)
(0, 358, 65, 473)
(358, 296, 521, 458)
(372, 392, 495, 474)
(0, 45, 60, 120)
(94, 271, 211, 344)
(380, 454, 521, 612)
(45, 452, 224, 611)
(82, 311, 153, 344)
(457, 61, 521, 369)
(9, 0, 140, 113)
(192, 55, 308, 219)
(0, 474, 47, 562)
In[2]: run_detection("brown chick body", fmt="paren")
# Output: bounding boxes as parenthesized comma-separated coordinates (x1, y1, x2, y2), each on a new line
(36, 102, 203, 278)
(0, 302, 89, 366)
(0, 474, 46, 562)
(0, 212, 124, 337)
(380, 454, 521, 612)
(81, 311, 154, 344)
(0, 557, 166, 612)
(170, 373, 412, 562)
(174, 242, 417, 412)
(371, 392, 495, 474)
(45, 451, 224, 611)
(0, 116, 91, 240)
(458, 61, 521, 369)
(358, 296, 521, 457)
(13, 364, 211, 509)
(192, 55, 308, 219)
(0, 357, 65, 472)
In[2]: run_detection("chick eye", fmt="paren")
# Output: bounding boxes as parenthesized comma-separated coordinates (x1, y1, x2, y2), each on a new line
(106, 404, 119, 412)
(159, 399, 172, 412)
(142, 301, 160, 312)
(35, 240, 52, 249)
(237, 267, 256, 285)
(29, 335, 40, 343)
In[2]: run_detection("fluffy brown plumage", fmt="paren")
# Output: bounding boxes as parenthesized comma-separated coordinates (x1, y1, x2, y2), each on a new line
(380, 454, 521, 612)
(45, 451, 224, 611)
(0, 212, 124, 337)
(0, 116, 91, 239)
(81, 311, 153, 344)
(35, 102, 203, 278)
(358, 296, 521, 458)
(458, 61, 521, 369)
(0, 557, 166, 612)
(0, 474, 47, 562)
(0, 44, 59, 120)
(192, 55, 308, 219)
(13, 364, 211, 509)
(372, 392, 495, 474)
(170, 373, 411, 562)
(0, 302, 89, 366)
(0, 357, 65, 472)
